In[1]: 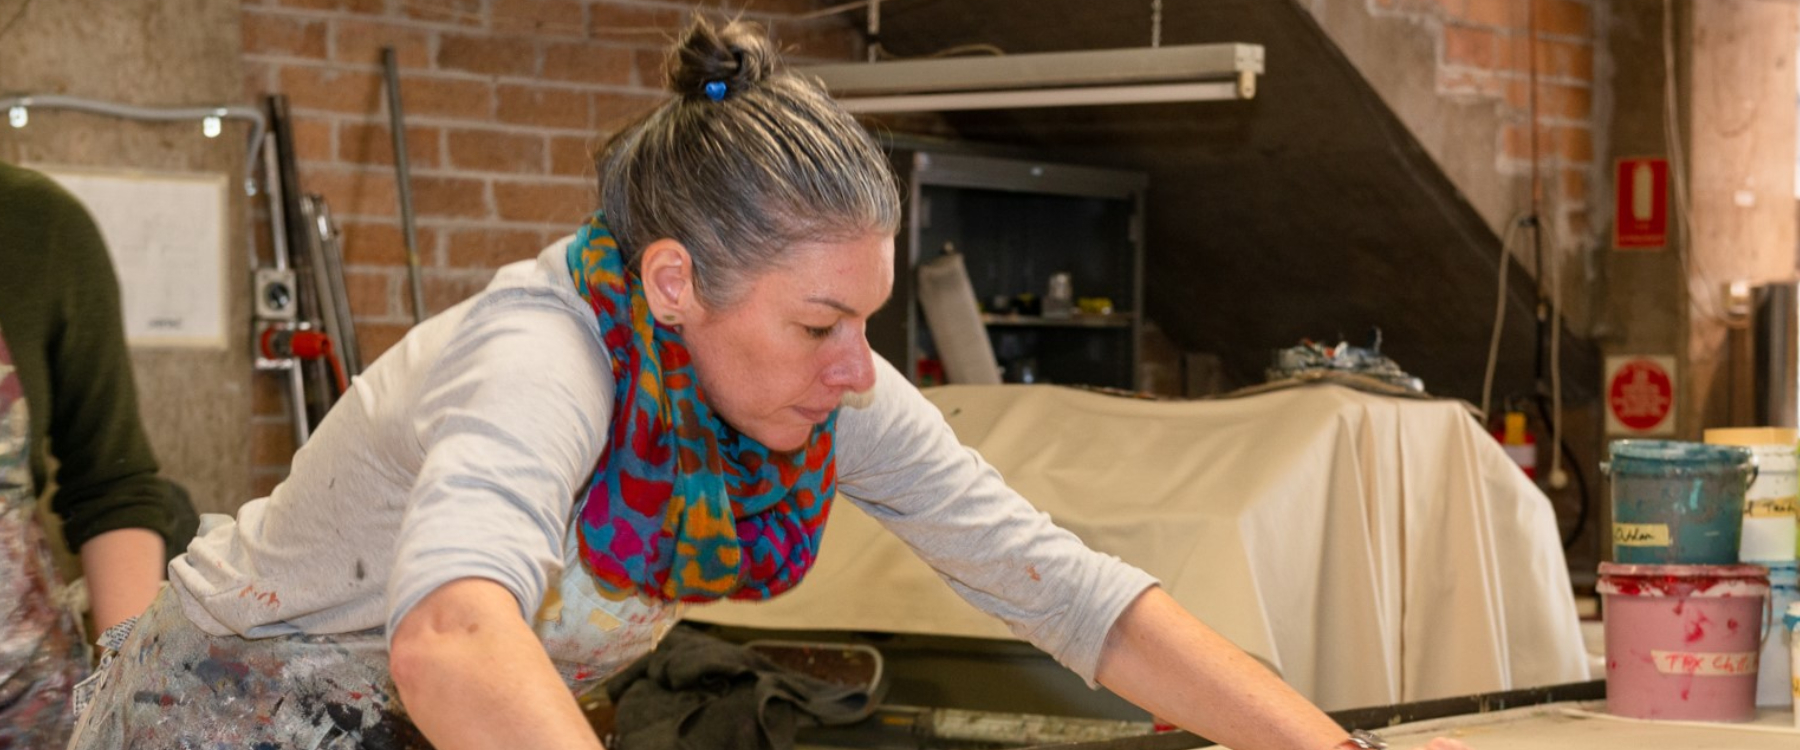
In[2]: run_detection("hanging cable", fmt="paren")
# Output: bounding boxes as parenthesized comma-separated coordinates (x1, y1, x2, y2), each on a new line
(1151, 0, 1163, 48)
(1480, 215, 1528, 422)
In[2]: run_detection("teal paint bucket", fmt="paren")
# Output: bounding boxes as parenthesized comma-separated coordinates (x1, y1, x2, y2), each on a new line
(1609, 440, 1756, 565)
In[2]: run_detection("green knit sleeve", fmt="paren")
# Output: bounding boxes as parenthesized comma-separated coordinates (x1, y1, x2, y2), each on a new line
(36, 175, 197, 556)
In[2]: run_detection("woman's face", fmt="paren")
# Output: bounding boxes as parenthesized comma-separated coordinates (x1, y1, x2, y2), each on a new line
(679, 233, 894, 451)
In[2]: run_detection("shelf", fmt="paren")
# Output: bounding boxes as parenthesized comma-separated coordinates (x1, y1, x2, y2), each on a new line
(980, 312, 1135, 328)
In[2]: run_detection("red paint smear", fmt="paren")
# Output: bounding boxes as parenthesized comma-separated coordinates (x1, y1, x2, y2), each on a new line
(1026, 565, 1041, 582)
(1726, 618, 1739, 632)
(1683, 611, 1711, 643)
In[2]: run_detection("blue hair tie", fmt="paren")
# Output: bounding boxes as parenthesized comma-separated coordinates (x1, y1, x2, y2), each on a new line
(703, 80, 727, 102)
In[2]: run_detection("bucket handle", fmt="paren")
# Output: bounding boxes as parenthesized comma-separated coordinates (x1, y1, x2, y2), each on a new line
(1760, 590, 1775, 652)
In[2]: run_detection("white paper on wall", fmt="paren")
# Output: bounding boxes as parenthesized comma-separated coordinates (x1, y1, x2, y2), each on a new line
(38, 167, 229, 349)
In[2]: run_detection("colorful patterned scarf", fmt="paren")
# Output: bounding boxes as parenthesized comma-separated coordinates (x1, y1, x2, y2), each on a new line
(567, 213, 839, 602)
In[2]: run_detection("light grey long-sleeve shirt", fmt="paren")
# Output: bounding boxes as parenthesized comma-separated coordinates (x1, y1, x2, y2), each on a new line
(169, 242, 1155, 683)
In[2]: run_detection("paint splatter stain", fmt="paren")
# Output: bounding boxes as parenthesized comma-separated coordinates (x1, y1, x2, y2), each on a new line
(194, 658, 253, 694)
(1726, 618, 1739, 633)
(1026, 565, 1041, 582)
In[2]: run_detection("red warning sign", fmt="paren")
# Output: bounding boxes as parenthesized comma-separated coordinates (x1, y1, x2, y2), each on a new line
(1614, 158, 1668, 250)
(1607, 356, 1675, 434)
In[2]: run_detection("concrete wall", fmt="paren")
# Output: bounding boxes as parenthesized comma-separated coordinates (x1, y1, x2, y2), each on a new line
(0, 0, 254, 521)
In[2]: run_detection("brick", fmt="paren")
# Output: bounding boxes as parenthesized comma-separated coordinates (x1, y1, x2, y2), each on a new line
(1501, 123, 1541, 159)
(411, 175, 491, 219)
(1556, 125, 1593, 162)
(272, 0, 385, 12)
(635, 49, 669, 89)
(404, 0, 485, 26)
(243, 11, 328, 59)
(244, 61, 277, 103)
(589, 1, 689, 41)
(1565, 209, 1590, 237)
(593, 92, 662, 129)
(438, 33, 540, 77)
(345, 268, 398, 317)
(277, 66, 385, 115)
(337, 219, 418, 266)
(497, 84, 590, 128)
(1438, 69, 1502, 98)
(550, 134, 599, 177)
(1461, 0, 1515, 28)
(1534, 39, 1594, 80)
(493, 0, 587, 36)
(542, 42, 634, 85)
(339, 121, 441, 170)
(447, 128, 546, 173)
(355, 322, 415, 364)
(252, 371, 289, 416)
(252, 419, 298, 466)
(1562, 169, 1587, 202)
(1539, 83, 1591, 119)
(1533, 0, 1591, 39)
(1444, 24, 1496, 68)
(332, 18, 433, 69)
(445, 227, 548, 267)
(493, 180, 597, 223)
(424, 272, 494, 314)
(289, 117, 334, 164)
(309, 167, 400, 217)
(402, 76, 496, 119)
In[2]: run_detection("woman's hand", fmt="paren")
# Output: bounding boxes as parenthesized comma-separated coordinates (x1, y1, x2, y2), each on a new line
(391, 578, 604, 750)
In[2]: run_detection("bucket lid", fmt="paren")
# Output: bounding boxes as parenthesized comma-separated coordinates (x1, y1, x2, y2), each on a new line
(1704, 427, 1798, 447)
(1596, 562, 1770, 598)
(1788, 601, 1800, 630)
(1609, 439, 1754, 466)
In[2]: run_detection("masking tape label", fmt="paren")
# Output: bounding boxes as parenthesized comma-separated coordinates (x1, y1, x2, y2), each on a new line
(1614, 523, 1671, 546)
(1650, 650, 1758, 676)
(1746, 495, 1797, 517)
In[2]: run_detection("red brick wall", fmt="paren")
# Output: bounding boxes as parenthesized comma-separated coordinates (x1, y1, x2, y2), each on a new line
(242, 0, 859, 493)
(1379, 0, 1601, 247)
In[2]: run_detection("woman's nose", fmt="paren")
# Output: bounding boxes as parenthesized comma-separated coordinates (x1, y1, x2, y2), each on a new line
(823, 334, 876, 392)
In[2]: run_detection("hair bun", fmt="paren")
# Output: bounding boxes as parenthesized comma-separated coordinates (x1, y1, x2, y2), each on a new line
(668, 16, 776, 101)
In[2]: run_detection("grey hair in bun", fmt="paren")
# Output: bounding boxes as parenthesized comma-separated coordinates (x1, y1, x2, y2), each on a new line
(594, 15, 900, 308)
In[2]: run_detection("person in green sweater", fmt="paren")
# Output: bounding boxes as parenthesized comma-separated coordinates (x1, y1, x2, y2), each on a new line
(0, 160, 197, 746)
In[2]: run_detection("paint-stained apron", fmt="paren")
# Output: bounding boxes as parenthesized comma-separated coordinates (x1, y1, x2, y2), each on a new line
(0, 324, 91, 749)
(68, 500, 680, 748)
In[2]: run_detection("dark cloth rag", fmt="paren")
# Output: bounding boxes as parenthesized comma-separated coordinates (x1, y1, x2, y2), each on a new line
(604, 626, 877, 750)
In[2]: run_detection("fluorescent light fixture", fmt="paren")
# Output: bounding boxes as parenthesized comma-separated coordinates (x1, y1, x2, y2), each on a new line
(799, 43, 1263, 113)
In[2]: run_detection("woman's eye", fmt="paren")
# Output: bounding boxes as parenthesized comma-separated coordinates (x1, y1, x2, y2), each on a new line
(804, 325, 833, 340)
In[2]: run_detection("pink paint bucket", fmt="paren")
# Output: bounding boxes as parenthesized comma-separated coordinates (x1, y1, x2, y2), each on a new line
(1598, 562, 1770, 721)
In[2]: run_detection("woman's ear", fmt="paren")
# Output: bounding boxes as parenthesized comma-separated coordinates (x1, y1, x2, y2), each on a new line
(638, 238, 696, 325)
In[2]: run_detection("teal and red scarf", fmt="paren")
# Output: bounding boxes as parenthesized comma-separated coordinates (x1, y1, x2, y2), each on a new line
(567, 213, 838, 602)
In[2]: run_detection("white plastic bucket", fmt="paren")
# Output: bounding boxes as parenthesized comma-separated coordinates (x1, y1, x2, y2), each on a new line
(1705, 429, 1798, 561)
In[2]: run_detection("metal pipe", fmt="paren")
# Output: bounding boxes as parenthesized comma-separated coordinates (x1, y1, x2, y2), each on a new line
(261, 133, 292, 271)
(256, 117, 310, 447)
(0, 93, 266, 195)
(381, 47, 428, 324)
(309, 195, 363, 378)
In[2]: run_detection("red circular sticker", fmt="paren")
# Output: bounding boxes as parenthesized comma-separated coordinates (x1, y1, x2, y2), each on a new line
(1608, 359, 1673, 432)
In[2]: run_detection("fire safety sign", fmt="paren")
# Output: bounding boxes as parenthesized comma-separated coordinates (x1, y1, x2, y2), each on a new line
(1605, 355, 1676, 436)
(1614, 157, 1668, 249)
